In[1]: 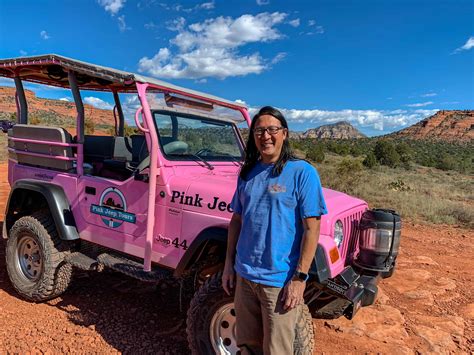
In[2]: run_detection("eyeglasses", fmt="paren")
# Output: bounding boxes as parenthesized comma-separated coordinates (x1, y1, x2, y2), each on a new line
(253, 126, 284, 136)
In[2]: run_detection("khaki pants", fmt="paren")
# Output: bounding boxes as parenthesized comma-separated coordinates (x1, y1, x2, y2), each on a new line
(234, 275, 300, 355)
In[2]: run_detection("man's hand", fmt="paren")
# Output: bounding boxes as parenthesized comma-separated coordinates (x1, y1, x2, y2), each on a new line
(281, 279, 306, 311)
(222, 262, 235, 296)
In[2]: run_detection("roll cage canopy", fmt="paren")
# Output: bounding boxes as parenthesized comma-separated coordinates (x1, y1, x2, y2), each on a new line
(0, 54, 247, 111)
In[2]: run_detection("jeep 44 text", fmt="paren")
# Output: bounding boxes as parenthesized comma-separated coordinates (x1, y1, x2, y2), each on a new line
(1, 55, 401, 355)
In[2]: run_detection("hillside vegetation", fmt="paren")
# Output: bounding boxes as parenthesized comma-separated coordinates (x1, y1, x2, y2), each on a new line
(312, 154, 473, 228)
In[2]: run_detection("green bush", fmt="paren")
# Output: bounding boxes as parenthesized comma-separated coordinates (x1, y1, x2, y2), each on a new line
(363, 152, 377, 168)
(396, 142, 413, 163)
(374, 140, 400, 167)
(306, 145, 325, 163)
(436, 153, 457, 171)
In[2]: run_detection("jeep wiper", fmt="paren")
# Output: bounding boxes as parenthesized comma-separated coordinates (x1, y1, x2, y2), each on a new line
(190, 154, 214, 170)
(213, 152, 242, 167)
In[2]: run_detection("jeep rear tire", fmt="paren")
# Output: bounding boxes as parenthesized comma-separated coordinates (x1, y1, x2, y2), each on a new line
(5, 211, 73, 302)
(186, 272, 315, 355)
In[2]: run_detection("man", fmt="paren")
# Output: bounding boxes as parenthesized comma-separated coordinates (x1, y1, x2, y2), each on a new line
(222, 106, 327, 354)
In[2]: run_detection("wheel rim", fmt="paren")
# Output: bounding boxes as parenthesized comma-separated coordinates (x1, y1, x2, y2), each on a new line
(209, 302, 239, 355)
(16, 235, 43, 281)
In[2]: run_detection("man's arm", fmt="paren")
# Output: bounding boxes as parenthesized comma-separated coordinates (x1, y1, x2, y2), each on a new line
(297, 216, 321, 274)
(222, 212, 242, 295)
(282, 216, 321, 310)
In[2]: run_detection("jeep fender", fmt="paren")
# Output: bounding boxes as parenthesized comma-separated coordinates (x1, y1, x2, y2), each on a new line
(4, 179, 79, 241)
(174, 227, 227, 278)
(310, 245, 330, 283)
(174, 227, 332, 282)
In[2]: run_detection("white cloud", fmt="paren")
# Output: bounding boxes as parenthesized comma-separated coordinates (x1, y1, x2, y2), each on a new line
(40, 30, 50, 40)
(158, 1, 214, 12)
(98, 0, 126, 15)
(138, 12, 288, 79)
(166, 17, 186, 31)
(307, 26, 324, 35)
(256, 0, 270, 5)
(198, 1, 215, 10)
(288, 19, 300, 27)
(406, 101, 433, 107)
(305, 20, 324, 35)
(0, 77, 14, 87)
(421, 92, 437, 97)
(118, 15, 130, 32)
(59, 98, 70, 102)
(272, 107, 438, 132)
(19, 50, 27, 56)
(271, 52, 286, 64)
(244, 104, 437, 132)
(144, 21, 157, 30)
(454, 36, 474, 53)
(84, 97, 113, 110)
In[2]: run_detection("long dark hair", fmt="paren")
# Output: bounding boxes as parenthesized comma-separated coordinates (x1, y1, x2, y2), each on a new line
(240, 106, 295, 179)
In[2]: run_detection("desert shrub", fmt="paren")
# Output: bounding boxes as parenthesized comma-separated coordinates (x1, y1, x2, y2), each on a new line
(396, 142, 413, 163)
(29, 115, 41, 125)
(85, 118, 95, 135)
(332, 142, 350, 156)
(441, 205, 474, 227)
(306, 145, 325, 163)
(329, 158, 364, 194)
(436, 153, 457, 171)
(363, 152, 377, 168)
(374, 140, 400, 167)
(349, 145, 365, 157)
(388, 179, 411, 191)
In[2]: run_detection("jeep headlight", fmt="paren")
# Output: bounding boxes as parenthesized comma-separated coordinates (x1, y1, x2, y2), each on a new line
(334, 220, 344, 248)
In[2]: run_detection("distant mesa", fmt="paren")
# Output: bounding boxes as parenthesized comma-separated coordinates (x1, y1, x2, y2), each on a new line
(299, 121, 366, 139)
(390, 110, 474, 142)
(0, 86, 112, 126)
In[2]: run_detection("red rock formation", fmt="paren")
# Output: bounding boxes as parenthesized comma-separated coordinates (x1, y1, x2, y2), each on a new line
(392, 110, 474, 142)
(0, 86, 113, 126)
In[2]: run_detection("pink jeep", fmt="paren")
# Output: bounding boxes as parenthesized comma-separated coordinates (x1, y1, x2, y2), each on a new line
(1, 55, 401, 354)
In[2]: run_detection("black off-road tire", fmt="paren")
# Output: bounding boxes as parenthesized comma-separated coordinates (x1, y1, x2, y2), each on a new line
(187, 272, 315, 355)
(5, 211, 73, 302)
(294, 304, 315, 355)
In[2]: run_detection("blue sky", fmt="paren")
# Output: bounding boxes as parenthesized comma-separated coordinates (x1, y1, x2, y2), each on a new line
(0, 0, 473, 136)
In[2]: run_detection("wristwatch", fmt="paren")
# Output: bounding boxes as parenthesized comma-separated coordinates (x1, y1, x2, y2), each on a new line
(293, 271, 309, 282)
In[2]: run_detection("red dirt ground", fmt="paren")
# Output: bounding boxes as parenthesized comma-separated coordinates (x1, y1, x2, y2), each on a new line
(0, 162, 472, 354)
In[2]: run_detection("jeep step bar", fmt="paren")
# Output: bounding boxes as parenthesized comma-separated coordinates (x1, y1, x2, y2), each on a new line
(65, 252, 171, 282)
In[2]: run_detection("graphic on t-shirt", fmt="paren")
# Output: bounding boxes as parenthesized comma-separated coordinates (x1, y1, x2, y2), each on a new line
(268, 184, 286, 193)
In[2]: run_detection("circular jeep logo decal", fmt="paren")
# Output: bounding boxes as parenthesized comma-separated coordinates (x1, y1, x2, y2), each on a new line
(90, 187, 136, 228)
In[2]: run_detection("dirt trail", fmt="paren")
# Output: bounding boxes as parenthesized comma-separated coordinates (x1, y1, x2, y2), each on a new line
(0, 162, 472, 354)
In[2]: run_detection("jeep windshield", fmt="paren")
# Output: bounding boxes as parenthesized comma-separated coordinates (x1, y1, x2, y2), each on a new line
(153, 110, 244, 162)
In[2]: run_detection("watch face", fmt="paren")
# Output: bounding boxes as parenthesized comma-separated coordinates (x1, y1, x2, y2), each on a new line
(295, 271, 308, 281)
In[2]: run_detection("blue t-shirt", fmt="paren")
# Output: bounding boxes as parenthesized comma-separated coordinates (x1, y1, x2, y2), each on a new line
(230, 160, 328, 287)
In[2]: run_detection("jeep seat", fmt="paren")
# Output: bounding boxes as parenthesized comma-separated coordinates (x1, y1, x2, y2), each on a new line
(9, 124, 74, 171)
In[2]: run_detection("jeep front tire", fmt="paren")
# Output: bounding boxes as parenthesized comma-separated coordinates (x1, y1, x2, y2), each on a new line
(5, 211, 73, 301)
(186, 272, 315, 355)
